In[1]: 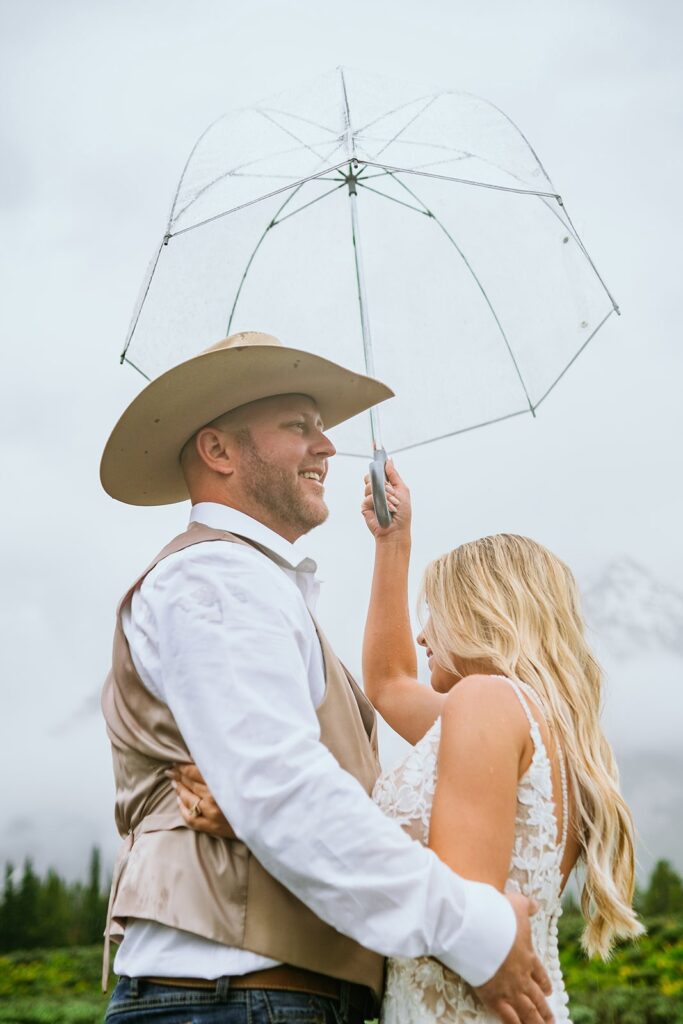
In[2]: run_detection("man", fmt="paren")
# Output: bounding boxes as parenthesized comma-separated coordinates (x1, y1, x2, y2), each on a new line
(100, 332, 553, 1024)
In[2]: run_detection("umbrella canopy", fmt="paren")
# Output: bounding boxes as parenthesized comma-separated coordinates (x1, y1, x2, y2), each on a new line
(121, 67, 617, 459)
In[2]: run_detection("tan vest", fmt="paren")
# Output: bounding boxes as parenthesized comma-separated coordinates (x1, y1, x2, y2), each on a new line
(101, 523, 384, 997)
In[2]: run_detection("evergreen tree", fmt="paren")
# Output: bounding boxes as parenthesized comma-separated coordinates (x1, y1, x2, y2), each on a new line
(643, 859, 683, 916)
(15, 859, 42, 948)
(0, 863, 20, 952)
(38, 868, 70, 947)
(80, 847, 107, 944)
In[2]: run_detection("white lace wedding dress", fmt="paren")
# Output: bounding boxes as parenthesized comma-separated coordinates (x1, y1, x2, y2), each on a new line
(372, 677, 572, 1024)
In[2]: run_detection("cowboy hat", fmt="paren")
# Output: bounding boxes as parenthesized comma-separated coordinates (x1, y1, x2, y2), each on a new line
(100, 331, 394, 506)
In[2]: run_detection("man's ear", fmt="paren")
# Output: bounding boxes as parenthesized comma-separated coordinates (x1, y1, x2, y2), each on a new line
(194, 426, 235, 477)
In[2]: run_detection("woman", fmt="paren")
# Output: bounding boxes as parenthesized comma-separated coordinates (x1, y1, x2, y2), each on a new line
(174, 461, 643, 1022)
(363, 460, 642, 1023)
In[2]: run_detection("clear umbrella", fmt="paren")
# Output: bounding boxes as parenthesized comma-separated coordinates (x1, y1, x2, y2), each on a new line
(121, 67, 618, 523)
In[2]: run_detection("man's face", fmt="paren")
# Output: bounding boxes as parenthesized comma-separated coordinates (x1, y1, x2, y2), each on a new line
(231, 394, 336, 540)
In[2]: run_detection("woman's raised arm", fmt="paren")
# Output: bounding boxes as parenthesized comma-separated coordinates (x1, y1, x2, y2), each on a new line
(361, 460, 445, 744)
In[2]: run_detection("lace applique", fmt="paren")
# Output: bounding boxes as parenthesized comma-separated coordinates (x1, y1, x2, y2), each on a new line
(372, 720, 440, 845)
(372, 679, 572, 1024)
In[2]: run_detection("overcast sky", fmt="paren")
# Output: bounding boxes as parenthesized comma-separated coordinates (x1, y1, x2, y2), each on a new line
(1, 0, 682, 884)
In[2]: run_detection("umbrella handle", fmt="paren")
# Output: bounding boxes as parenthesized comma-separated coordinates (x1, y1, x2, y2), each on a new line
(369, 448, 392, 529)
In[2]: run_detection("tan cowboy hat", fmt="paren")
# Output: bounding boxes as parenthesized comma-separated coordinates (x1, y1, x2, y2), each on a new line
(100, 331, 394, 506)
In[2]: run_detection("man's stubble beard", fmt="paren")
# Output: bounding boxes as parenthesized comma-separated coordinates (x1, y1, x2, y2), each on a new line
(236, 429, 329, 535)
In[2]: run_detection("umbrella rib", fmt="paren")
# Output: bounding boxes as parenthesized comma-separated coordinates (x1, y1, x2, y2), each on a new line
(273, 181, 347, 225)
(362, 160, 560, 199)
(359, 143, 535, 189)
(334, 408, 531, 458)
(520, 191, 619, 315)
(531, 308, 616, 411)
(173, 144, 306, 223)
(225, 185, 306, 335)
(256, 108, 331, 162)
(358, 134, 473, 156)
(373, 95, 440, 159)
(167, 161, 351, 239)
(359, 146, 473, 173)
(353, 91, 444, 136)
(258, 105, 339, 136)
(168, 112, 228, 226)
(382, 172, 536, 416)
(357, 181, 431, 216)
(119, 237, 166, 364)
(228, 173, 345, 182)
(172, 139, 343, 225)
(361, 160, 618, 317)
(548, 200, 620, 313)
(339, 67, 355, 160)
(122, 356, 152, 382)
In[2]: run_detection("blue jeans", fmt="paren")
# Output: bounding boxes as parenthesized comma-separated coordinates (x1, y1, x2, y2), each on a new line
(104, 977, 373, 1024)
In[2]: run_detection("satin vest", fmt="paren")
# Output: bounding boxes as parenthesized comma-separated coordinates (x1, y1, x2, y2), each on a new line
(101, 523, 384, 997)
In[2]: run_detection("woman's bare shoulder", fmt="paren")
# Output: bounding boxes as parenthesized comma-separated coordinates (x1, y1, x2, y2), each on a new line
(440, 674, 531, 747)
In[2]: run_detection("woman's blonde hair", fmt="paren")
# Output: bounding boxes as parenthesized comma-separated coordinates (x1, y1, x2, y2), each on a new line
(420, 533, 643, 958)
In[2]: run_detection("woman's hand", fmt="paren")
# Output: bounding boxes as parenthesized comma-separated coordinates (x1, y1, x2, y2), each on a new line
(166, 763, 236, 839)
(361, 458, 412, 542)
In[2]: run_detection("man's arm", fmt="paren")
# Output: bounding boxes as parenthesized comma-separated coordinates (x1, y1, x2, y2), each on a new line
(144, 542, 517, 987)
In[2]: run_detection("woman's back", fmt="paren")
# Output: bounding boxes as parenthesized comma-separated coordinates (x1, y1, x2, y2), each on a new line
(373, 676, 576, 1024)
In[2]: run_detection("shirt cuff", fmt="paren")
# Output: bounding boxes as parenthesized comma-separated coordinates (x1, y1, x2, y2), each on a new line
(440, 881, 517, 987)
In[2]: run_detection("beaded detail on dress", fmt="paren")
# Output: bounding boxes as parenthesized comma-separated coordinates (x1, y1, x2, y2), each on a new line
(372, 677, 572, 1024)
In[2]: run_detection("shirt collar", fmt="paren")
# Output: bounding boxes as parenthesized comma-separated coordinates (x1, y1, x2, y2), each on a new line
(189, 502, 317, 574)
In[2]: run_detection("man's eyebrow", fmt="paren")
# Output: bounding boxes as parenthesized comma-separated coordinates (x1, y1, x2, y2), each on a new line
(282, 408, 325, 427)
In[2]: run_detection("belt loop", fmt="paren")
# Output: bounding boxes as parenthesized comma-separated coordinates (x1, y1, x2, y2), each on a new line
(215, 976, 231, 999)
(339, 981, 350, 1019)
(130, 977, 140, 999)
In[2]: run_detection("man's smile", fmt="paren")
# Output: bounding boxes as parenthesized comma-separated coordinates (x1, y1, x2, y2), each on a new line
(299, 466, 326, 485)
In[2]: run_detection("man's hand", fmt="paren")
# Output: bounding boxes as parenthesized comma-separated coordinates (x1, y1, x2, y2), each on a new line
(474, 893, 554, 1024)
(166, 763, 236, 839)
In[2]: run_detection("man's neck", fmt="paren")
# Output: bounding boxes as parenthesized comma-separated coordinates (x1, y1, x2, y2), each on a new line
(189, 497, 303, 545)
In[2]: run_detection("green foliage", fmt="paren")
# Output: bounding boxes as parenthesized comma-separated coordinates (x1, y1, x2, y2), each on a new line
(0, 850, 109, 954)
(0, 857, 680, 1023)
(641, 860, 683, 917)
(0, 946, 105, 1024)
(559, 910, 683, 1015)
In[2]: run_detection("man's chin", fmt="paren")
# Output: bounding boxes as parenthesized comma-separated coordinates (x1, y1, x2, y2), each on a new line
(298, 500, 329, 534)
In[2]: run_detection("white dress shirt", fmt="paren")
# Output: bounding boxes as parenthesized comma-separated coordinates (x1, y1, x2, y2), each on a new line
(114, 502, 516, 987)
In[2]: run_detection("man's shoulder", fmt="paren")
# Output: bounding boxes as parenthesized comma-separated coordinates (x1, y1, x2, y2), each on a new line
(139, 535, 296, 605)
(149, 534, 278, 575)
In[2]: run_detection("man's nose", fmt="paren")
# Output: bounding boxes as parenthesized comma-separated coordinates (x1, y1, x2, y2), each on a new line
(312, 430, 336, 458)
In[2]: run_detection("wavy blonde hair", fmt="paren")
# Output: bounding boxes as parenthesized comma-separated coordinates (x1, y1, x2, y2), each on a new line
(420, 533, 643, 958)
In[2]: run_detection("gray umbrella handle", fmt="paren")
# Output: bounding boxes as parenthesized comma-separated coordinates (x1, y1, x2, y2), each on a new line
(369, 448, 392, 528)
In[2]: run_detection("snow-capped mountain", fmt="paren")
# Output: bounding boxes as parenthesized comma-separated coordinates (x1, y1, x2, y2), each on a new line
(581, 557, 683, 660)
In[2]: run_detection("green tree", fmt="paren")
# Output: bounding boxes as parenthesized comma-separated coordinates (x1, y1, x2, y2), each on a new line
(80, 847, 107, 944)
(37, 868, 70, 947)
(0, 863, 20, 952)
(15, 859, 41, 948)
(643, 858, 683, 915)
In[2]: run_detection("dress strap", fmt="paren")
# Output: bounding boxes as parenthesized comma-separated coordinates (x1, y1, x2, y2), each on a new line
(492, 675, 568, 855)
(491, 675, 540, 736)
